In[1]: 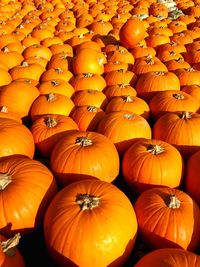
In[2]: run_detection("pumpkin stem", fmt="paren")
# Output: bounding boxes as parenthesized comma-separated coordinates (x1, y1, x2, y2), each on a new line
(87, 106, 98, 112)
(46, 117, 57, 127)
(177, 57, 184, 63)
(98, 57, 104, 66)
(0, 106, 8, 113)
(0, 173, 12, 190)
(51, 80, 59, 86)
(187, 67, 195, 72)
(123, 113, 134, 120)
(147, 144, 165, 155)
(55, 68, 63, 73)
(21, 61, 29, 67)
(155, 71, 165, 76)
(168, 194, 181, 209)
(76, 194, 99, 210)
(84, 73, 93, 78)
(173, 93, 184, 100)
(76, 137, 93, 146)
(1, 233, 21, 256)
(47, 93, 56, 102)
(119, 83, 129, 88)
(2, 47, 10, 53)
(123, 95, 133, 102)
(181, 111, 192, 119)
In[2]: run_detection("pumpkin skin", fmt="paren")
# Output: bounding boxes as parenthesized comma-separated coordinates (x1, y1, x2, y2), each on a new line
(0, 156, 57, 236)
(122, 139, 184, 193)
(134, 187, 200, 251)
(0, 118, 34, 159)
(44, 179, 137, 267)
(134, 248, 200, 267)
(185, 150, 200, 207)
(153, 111, 200, 160)
(0, 233, 25, 267)
(119, 18, 146, 48)
(97, 111, 152, 157)
(31, 114, 79, 158)
(50, 131, 120, 186)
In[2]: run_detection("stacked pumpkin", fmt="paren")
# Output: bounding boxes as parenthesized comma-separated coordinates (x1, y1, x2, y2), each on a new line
(0, 0, 200, 266)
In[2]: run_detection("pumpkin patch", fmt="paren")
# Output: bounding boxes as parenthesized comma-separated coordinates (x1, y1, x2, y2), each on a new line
(0, 0, 200, 265)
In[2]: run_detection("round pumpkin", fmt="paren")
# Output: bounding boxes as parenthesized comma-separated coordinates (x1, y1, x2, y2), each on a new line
(50, 131, 120, 186)
(119, 18, 146, 48)
(44, 179, 137, 267)
(122, 139, 184, 193)
(0, 156, 57, 235)
(134, 187, 200, 251)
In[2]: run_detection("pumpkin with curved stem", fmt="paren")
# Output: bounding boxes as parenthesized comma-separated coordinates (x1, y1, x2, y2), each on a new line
(119, 18, 146, 48)
(134, 248, 200, 267)
(153, 111, 200, 160)
(149, 90, 200, 119)
(122, 139, 184, 193)
(97, 111, 151, 157)
(50, 131, 120, 186)
(30, 93, 75, 121)
(0, 156, 57, 235)
(31, 114, 79, 158)
(44, 179, 137, 267)
(134, 187, 200, 251)
(0, 233, 25, 267)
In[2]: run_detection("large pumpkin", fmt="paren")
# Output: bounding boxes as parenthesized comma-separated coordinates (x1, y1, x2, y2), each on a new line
(0, 156, 57, 236)
(134, 248, 200, 267)
(122, 139, 184, 193)
(44, 179, 138, 267)
(0, 118, 35, 158)
(134, 187, 200, 251)
(50, 131, 120, 186)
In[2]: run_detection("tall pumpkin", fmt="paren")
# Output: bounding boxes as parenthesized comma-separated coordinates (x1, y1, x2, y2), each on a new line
(0, 156, 57, 236)
(134, 187, 200, 251)
(122, 139, 184, 193)
(44, 179, 138, 267)
(50, 131, 120, 186)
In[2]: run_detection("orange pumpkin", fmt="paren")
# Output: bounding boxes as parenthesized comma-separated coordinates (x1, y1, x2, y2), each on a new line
(122, 139, 184, 193)
(0, 156, 57, 235)
(44, 179, 137, 267)
(134, 187, 200, 251)
(50, 131, 120, 186)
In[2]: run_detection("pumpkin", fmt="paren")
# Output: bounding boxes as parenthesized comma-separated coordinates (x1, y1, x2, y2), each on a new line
(136, 71, 180, 102)
(44, 179, 137, 267)
(185, 150, 200, 207)
(30, 93, 75, 121)
(0, 80, 39, 120)
(0, 118, 34, 158)
(103, 84, 137, 100)
(50, 130, 120, 186)
(134, 187, 200, 251)
(134, 248, 200, 267)
(153, 111, 200, 160)
(71, 105, 105, 131)
(97, 111, 151, 156)
(149, 90, 200, 120)
(31, 114, 79, 158)
(0, 156, 57, 235)
(122, 139, 184, 193)
(119, 18, 146, 48)
(0, 233, 25, 267)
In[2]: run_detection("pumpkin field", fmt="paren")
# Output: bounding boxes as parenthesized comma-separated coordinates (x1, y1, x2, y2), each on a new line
(1, 0, 200, 266)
